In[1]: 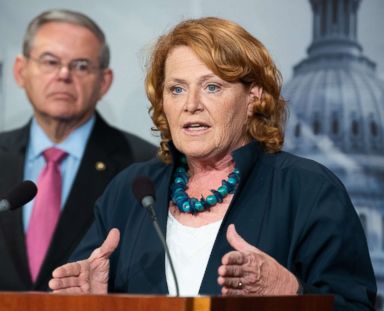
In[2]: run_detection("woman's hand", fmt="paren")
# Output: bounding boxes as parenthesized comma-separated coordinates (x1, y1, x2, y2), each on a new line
(218, 224, 299, 296)
(49, 228, 120, 294)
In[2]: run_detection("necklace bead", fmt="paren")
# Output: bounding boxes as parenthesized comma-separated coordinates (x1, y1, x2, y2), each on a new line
(170, 159, 240, 213)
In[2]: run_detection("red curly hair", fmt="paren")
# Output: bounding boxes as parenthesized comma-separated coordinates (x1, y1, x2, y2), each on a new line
(145, 17, 287, 163)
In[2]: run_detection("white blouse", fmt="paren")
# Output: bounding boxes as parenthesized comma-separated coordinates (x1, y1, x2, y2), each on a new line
(165, 211, 223, 296)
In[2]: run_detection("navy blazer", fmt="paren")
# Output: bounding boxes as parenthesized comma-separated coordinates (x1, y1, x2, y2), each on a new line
(0, 112, 157, 290)
(72, 141, 376, 311)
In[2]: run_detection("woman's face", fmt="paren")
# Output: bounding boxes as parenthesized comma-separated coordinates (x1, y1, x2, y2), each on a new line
(163, 46, 261, 162)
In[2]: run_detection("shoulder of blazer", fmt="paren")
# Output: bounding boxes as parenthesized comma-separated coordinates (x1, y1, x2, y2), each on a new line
(92, 112, 158, 163)
(0, 122, 30, 195)
(0, 122, 30, 153)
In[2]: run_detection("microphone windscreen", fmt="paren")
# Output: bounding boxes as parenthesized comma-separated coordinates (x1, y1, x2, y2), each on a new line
(132, 176, 155, 202)
(5, 180, 38, 210)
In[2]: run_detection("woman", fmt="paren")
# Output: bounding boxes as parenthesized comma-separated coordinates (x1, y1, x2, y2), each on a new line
(49, 17, 376, 310)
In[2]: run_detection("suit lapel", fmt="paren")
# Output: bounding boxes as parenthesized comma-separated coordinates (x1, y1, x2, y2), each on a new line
(0, 124, 32, 288)
(153, 168, 174, 294)
(0, 209, 32, 287)
(199, 142, 264, 295)
(127, 165, 173, 294)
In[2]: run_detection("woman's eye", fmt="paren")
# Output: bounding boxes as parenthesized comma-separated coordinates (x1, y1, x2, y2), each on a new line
(206, 84, 220, 92)
(171, 86, 184, 94)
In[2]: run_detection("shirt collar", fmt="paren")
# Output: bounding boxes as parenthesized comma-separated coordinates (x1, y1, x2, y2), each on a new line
(27, 115, 96, 161)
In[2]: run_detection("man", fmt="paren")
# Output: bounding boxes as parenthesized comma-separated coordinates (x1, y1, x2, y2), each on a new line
(0, 9, 157, 291)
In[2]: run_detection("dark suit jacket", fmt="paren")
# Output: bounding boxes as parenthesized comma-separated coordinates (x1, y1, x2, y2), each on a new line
(0, 113, 157, 290)
(72, 141, 376, 311)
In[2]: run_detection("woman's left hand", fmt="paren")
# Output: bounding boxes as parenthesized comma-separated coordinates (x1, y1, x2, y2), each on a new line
(217, 224, 299, 296)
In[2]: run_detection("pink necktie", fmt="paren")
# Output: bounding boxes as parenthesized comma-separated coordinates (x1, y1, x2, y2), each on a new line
(26, 147, 68, 282)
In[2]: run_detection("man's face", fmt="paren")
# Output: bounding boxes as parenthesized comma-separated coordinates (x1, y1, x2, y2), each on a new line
(14, 22, 112, 125)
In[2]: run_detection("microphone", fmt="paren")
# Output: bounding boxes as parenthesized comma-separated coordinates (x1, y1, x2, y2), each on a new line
(132, 176, 180, 297)
(0, 180, 38, 212)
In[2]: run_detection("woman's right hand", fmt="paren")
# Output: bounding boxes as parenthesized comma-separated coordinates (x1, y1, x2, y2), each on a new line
(48, 228, 120, 294)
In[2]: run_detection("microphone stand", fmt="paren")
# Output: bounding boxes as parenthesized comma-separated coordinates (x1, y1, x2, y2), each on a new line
(144, 199, 180, 297)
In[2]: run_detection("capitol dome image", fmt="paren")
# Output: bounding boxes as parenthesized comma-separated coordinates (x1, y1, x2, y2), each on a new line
(283, 0, 384, 307)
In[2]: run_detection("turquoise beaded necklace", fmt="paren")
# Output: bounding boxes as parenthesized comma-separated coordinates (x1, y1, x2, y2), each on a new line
(170, 157, 240, 213)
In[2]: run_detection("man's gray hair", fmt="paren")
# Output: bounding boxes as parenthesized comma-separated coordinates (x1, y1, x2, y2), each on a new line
(23, 9, 110, 69)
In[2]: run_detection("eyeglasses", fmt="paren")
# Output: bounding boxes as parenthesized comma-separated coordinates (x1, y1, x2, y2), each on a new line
(27, 55, 101, 77)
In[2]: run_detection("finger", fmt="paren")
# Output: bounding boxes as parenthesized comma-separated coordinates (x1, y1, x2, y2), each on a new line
(221, 250, 244, 265)
(51, 261, 82, 278)
(221, 286, 243, 296)
(218, 276, 243, 289)
(51, 287, 85, 294)
(226, 224, 257, 253)
(49, 276, 84, 290)
(90, 228, 120, 261)
(218, 263, 243, 277)
(99, 228, 120, 257)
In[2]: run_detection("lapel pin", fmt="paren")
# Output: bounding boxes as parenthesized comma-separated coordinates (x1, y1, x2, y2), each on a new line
(95, 161, 106, 171)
